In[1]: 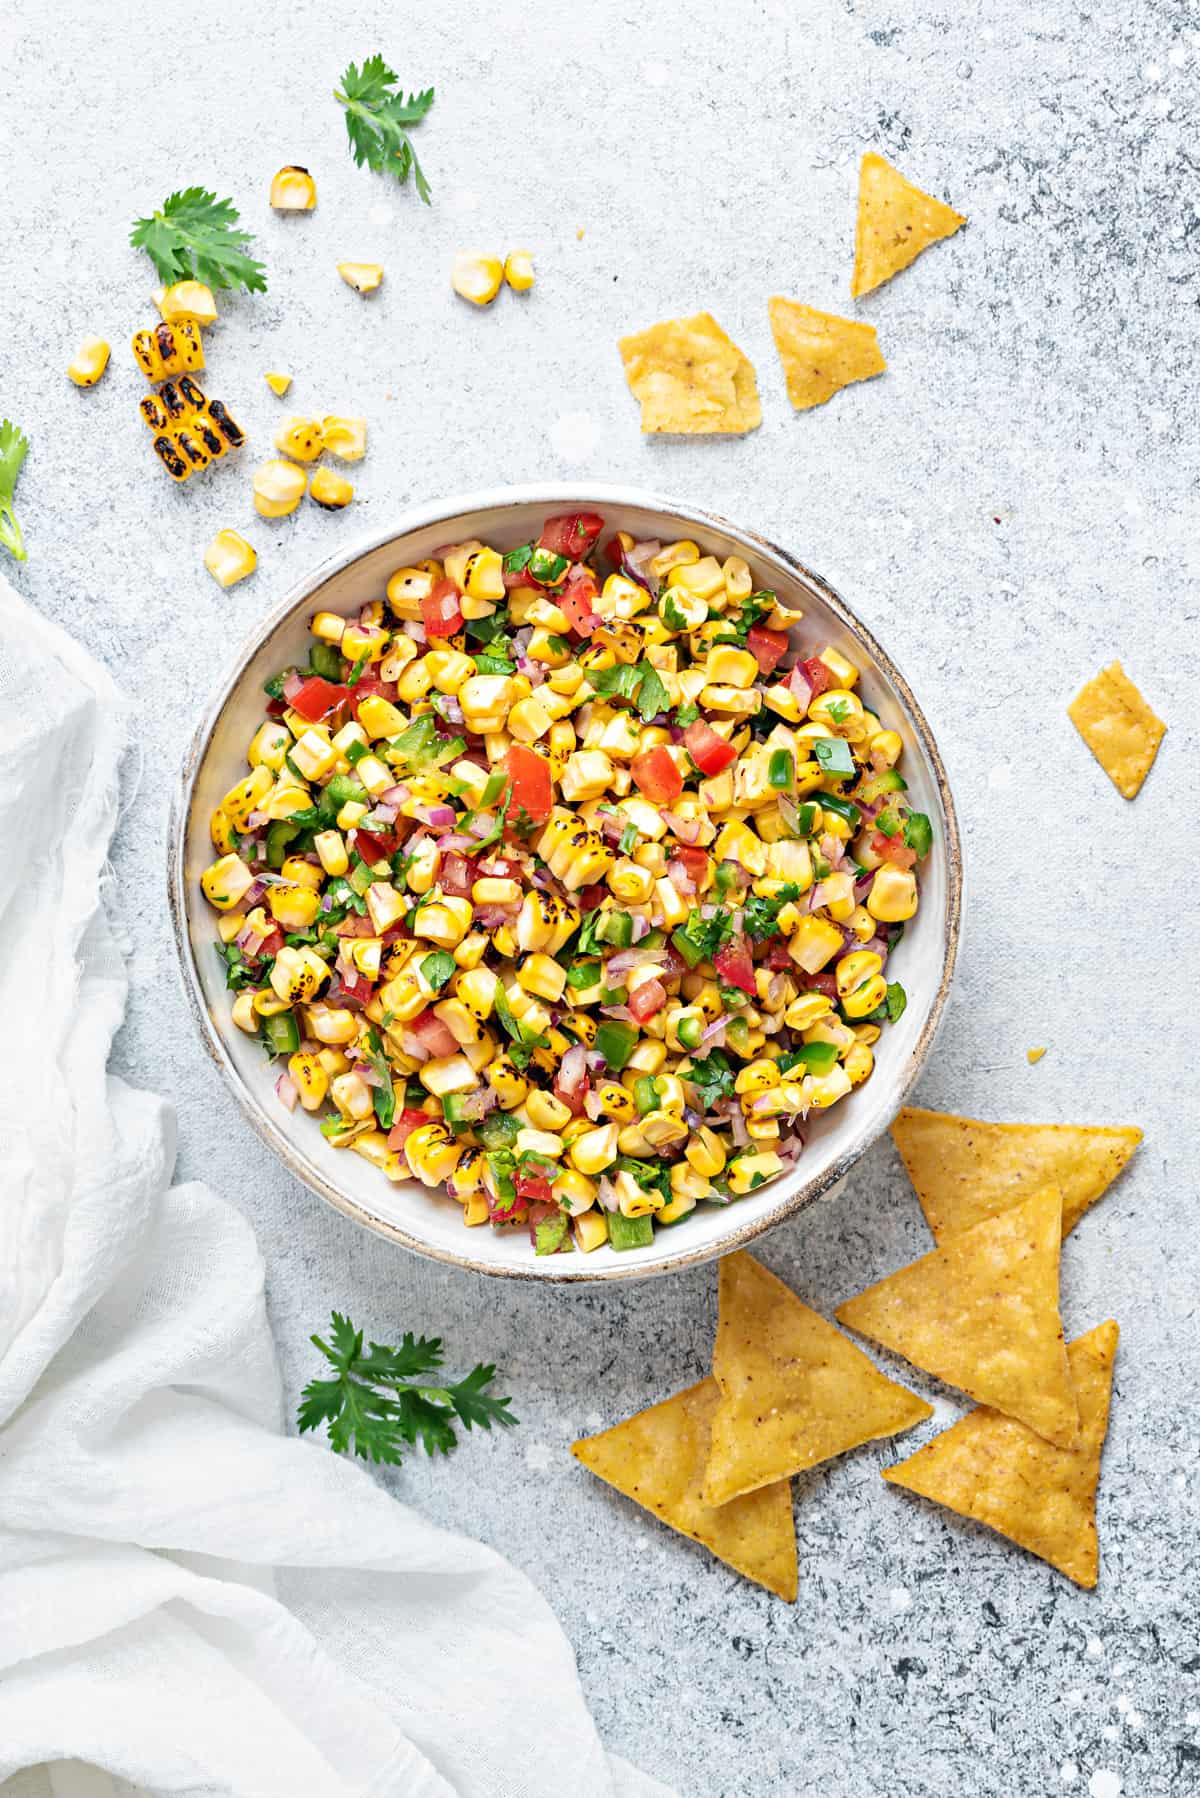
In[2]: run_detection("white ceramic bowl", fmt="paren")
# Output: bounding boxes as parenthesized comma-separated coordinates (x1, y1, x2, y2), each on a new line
(169, 485, 961, 1281)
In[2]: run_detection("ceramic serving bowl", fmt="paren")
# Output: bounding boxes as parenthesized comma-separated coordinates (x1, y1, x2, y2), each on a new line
(169, 484, 962, 1282)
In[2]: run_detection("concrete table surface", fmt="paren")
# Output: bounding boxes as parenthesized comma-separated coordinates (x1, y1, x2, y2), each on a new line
(4, 1, 1198, 1792)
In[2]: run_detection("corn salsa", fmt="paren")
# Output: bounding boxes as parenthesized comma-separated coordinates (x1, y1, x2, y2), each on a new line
(201, 512, 932, 1254)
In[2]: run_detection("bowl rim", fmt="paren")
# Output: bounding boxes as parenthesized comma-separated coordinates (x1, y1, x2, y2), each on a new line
(168, 482, 962, 1282)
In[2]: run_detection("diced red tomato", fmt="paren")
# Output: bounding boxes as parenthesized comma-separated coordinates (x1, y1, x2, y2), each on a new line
(628, 977, 667, 1023)
(488, 1188, 525, 1223)
(438, 853, 476, 898)
(714, 937, 756, 995)
(326, 970, 373, 1009)
(289, 676, 351, 723)
(869, 830, 916, 870)
(421, 577, 464, 639)
(265, 696, 288, 719)
(538, 512, 605, 559)
(252, 925, 285, 962)
(802, 970, 838, 999)
(576, 882, 608, 911)
(631, 745, 683, 805)
(387, 1109, 433, 1153)
(746, 624, 789, 678)
(348, 676, 398, 716)
(559, 565, 601, 637)
(684, 720, 737, 777)
(353, 827, 399, 863)
(671, 845, 708, 887)
(764, 938, 794, 971)
(802, 656, 833, 698)
(515, 1171, 555, 1205)
(504, 743, 553, 824)
(408, 1010, 459, 1059)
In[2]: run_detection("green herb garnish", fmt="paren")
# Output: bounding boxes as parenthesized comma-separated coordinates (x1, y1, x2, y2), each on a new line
(0, 421, 29, 562)
(335, 56, 435, 202)
(130, 188, 267, 292)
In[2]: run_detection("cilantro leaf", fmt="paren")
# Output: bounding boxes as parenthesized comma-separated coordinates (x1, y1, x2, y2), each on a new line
(129, 188, 267, 293)
(362, 1026, 396, 1130)
(335, 55, 435, 202)
(743, 882, 802, 942)
(637, 665, 670, 722)
(687, 1048, 736, 1111)
(0, 421, 29, 562)
(298, 1311, 517, 1464)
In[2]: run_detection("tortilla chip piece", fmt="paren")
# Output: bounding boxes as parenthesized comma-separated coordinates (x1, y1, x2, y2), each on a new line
(1068, 661, 1166, 798)
(851, 152, 967, 297)
(891, 1108, 1142, 1242)
(767, 297, 887, 411)
(836, 1184, 1079, 1448)
(571, 1378, 796, 1600)
(618, 312, 762, 435)
(884, 1321, 1118, 1587)
(703, 1253, 931, 1506)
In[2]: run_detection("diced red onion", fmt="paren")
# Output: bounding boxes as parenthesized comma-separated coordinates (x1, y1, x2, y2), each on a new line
(357, 1062, 385, 1090)
(242, 879, 267, 906)
(559, 1044, 588, 1094)
(699, 1018, 727, 1048)
(860, 934, 889, 963)
(584, 1088, 606, 1122)
(246, 810, 270, 829)
(667, 860, 697, 896)
(380, 783, 411, 805)
(788, 664, 814, 706)
(399, 1030, 431, 1062)
(719, 860, 752, 889)
(319, 893, 334, 913)
(469, 811, 499, 839)
(421, 805, 457, 829)
(605, 945, 666, 977)
(730, 1109, 751, 1148)
(453, 1089, 494, 1122)
(585, 1049, 607, 1075)
(275, 1073, 299, 1111)
(596, 1177, 619, 1213)
(630, 914, 651, 943)
(474, 904, 518, 929)
(432, 693, 465, 724)
(599, 1003, 635, 1022)
(854, 872, 876, 901)
(662, 812, 702, 845)
(820, 833, 845, 870)
(597, 811, 626, 844)
(403, 620, 427, 643)
(364, 804, 397, 827)
(282, 671, 304, 701)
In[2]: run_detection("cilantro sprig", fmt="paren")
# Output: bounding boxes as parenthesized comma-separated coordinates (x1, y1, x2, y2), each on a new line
(587, 660, 671, 723)
(298, 1312, 517, 1465)
(335, 56, 435, 202)
(130, 188, 267, 293)
(0, 421, 29, 562)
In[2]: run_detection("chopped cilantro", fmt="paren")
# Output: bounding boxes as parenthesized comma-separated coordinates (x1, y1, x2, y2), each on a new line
(743, 883, 801, 942)
(686, 1048, 736, 1110)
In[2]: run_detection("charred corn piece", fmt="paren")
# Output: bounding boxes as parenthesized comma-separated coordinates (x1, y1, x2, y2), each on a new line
(207, 400, 245, 448)
(310, 466, 354, 510)
(132, 319, 204, 381)
(175, 427, 210, 472)
(67, 335, 110, 387)
(204, 530, 257, 588)
(178, 374, 207, 412)
(140, 394, 171, 432)
(158, 281, 217, 326)
(159, 381, 187, 422)
(274, 416, 325, 462)
(337, 261, 383, 294)
(254, 459, 307, 518)
(271, 165, 317, 210)
(190, 412, 226, 459)
(152, 435, 189, 481)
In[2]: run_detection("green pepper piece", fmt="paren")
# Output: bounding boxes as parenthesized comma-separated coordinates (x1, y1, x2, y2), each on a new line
(676, 1013, 704, 1051)
(262, 1011, 299, 1057)
(480, 1111, 522, 1150)
(607, 1211, 655, 1251)
(527, 546, 569, 586)
(768, 748, 794, 789)
(904, 812, 933, 858)
(813, 737, 855, 779)
(595, 1019, 638, 1070)
(670, 928, 706, 969)
(320, 772, 368, 820)
(309, 642, 344, 681)
(817, 792, 861, 829)
(266, 818, 302, 869)
(632, 1074, 659, 1115)
(597, 911, 634, 949)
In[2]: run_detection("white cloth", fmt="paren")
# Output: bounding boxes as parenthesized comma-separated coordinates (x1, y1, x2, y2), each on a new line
(0, 578, 672, 1798)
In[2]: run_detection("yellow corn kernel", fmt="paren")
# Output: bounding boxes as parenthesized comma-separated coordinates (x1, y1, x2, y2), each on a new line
(264, 371, 293, 396)
(867, 864, 919, 923)
(266, 882, 320, 930)
(607, 859, 655, 904)
(668, 555, 725, 601)
(836, 950, 884, 1000)
(270, 945, 329, 1005)
(847, 904, 876, 943)
(351, 694, 403, 742)
(405, 1122, 464, 1186)
(560, 749, 613, 802)
(321, 416, 368, 462)
(516, 953, 566, 1003)
(706, 645, 760, 689)
(591, 1081, 635, 1124)
(310, 466, 354, 511)
(253, 459, 306, 518)
(220, 764, 273, 825)
(569, 1123, 620, 1177)
(810, 689, 867, 742)
(279, 856, 323, 892)
(231, 991, 260, 1034)
(613, 1170, 663, 1218)
(764, 684, 802, 723)
(131, 320, 204, 381)
(641, 1110, 688, 1149)
(452, 251, 504, 305)
(262, 784, 314, 820)
(746, 1116, 782, 1144)
(385, 568, 434, 619)
(844, 1041, 875, 1086)
(818, 646, 859, 689)
(869, 729, 903, 769)
(286, 729, 336, 783)
(244, 726, 290, 776)
(713, 821, 767, 878)
(459, 674, 516, 733)
(154, 281, 217, 327)
(209, 808, 239, 855)
(504, 249, 535, 292)
(451, 965, 497, 1022)
(486, 1054, 529, 1110)
(521, 1090, 568, 1134)
(573, 1210, 609, 1251)
(67, 335, 110, 387)
(349, 1131, 407, 1180)
(508, 694, 553, 743)
(684, 1126, 726, 1178)
(460, 1191, 489, 1226)
(449, 1146, 486, 1199)
(353, 756, 392, 799)
(419, 1053, 479, 1099)
(721, 555, 753, 602)
(286, 1052, 328, 1113)
(734, 1059, 781, 1097)
(843, 973, 888, 1019)
(787, 915, 844, 974)
(726, 1151, 784, 1195)
(784, 992, 833, 1031)
(425, 648, 475, 694)
(201, 853, 253, 911)
(342, 623, 388, 665)
(804, 1065, 854, 1110)
(270, 165, 317, 210)
(203, 529, 257, 589)
(338, 261, 383, 294)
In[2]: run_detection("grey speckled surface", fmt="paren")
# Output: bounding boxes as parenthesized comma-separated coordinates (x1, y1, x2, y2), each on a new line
(4, 1, 1200, 1792)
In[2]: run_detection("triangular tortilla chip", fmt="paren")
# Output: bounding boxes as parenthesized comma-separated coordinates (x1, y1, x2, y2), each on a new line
(836, 1184, 1079, 1448)
(883, 1321, 1118, 1587)
(851, 152, 966, 297)
(572, 1378, 796, 1600)
(1068, 661, 1166, 798)
(703, 1253, 932, 1506)
(891, 1109, 1142, 1242)
(618, 312, 762, 435)
(767, 297, 887, 411)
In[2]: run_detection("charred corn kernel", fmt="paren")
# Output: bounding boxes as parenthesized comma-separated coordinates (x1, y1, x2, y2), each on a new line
(347, 939, 383, 981)
(261, 783, 313, 820)
(266, 882, 320, 929)
(508, 694, 553, 743)
(521, 1090, 568, 1134)
(270, 165, 317, 210)
(253, 459, 306, 518)
(405, 1122, 463, 1185)
(158, 281, 217, 326)
(843, 1041, 875, 1086)
(284, 730, 335, 783)
(430, 997, 479, 1046)
(594, 1081, 637, 1123)
(608, 859, 654, 904)
(413, 896, 473, 948)
(804, 1065, 854, 1110)
(869, 728, 903, 768)
(418, 1052, 478, 1098)
(247, 722, 291, 771)
(784, 992, 833, 1030)
(395, 660, 432, 703)
(735, 1059, 781, 1096)
(67, 335, 110, 387)
(685, 1126, 727, 1178)
(341, 623, 387, 664)
(789, 915, 844, 974)
(573, 1209, 609, 1251)
(650, 876, 687, 930)
(462, 1192, 490, 1226)
(203, 529, 257, 588)
(766, 838, 813, 888)
(486, 1054, 528, 1109)
(611, 1170, 661, 1217)
(705, 646, 760, 690)
(503, 249, 535, 292)
(452, 251, 504, 305)
(221, 765, 273, 825)
(516, 953, 566, 1003)
(354, 755, 393, 797)
(321, 416, 368, 462)
(458, 546, 505, 600)
(560, 750, 613, 802)
(459, 674, 515, 733)
(842, 973, 887, 1019)
(364, 881, 409, 932)
(231, 991, 260, 1033)
(641, 1110, 688, 1149)
(425, 648, 475, 693)
(836, 950, 884, 1001)
(818, 646, 859, 689)
(472, 876, 522, 906)
(867, 864, 919, 923)
(449, 1146, 486, 1198)
(453, 930, 489, 971)
(201, 853, 253, 910)
(279, 858, 323, 894)
(726, 1150, 784, 1195)
(569, 1122, 619, 1176)
(764, 683, 803, 723)
(354, 693, 406, 741)
(264, 371, 293, 396)
(721, 556, 753, 601)
(275, 416, 325, 462)
(349, 1131, 406, 1180)
(132, 320, 204, 380)
(309, 613, 345, 649)
(287, 1052, 328, 1112)
(714, 821, 766, 877)
(668, 555, 724, 601)
(270, 945, 329, 1004)
(847, 905, 876, 943)
(810, 689, 866, 740)
(338, 261, 383, 294)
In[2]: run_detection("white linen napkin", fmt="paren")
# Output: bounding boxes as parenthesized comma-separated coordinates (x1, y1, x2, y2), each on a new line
(0, 577, 673, 1798)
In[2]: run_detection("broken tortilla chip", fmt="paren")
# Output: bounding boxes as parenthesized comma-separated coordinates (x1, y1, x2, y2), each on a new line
(618, 312, 762, 435)
(703, 1253, 932, 1507)
(767, 297, 887, 411)
(836, 1184, 1079, 1448)
(891, 1108, 1142, 1243)
(884, 1320, 1118, 1587)
(851, 152, 966, 297)
(1068, 661, 1165, 798)
(571, 1378, 797, 1600)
